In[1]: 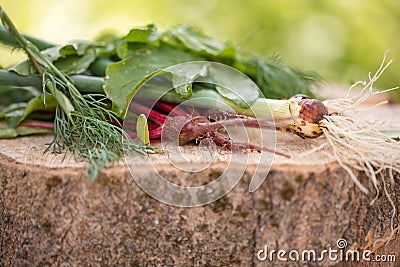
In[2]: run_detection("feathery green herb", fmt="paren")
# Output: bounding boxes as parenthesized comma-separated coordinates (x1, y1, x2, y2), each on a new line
(0, 6, 147, 178)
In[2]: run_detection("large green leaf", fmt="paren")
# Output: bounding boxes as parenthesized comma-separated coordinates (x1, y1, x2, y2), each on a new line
(2, 102, 26, 127)
(58, 40, 94, 56)
(0, 124, 52, 139)
(116, 25, 159, 59)
(162, 25, 236, 60)
(207, 63, 260, 108)
(11, 40, 114, 75)
(104, 44, 201, 118)
(0, 85, 40, 104)
(10, 46, 64, 76)
(126, 24, 159, 44)
(22, 93, 57, 121)
(233, 55, 317, 99)
(54, 54, 96, 74)
(2, 93, 57, 127)
(165, 62, 209, 98)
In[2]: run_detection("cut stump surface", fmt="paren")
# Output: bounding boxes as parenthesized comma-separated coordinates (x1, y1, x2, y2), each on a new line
(1, 105, 399, 266)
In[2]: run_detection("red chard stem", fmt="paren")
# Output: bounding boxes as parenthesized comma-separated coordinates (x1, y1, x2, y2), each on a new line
(19, 121, 54, 129)
(154, 101, 188, 117)
(129, 103, 167, 125)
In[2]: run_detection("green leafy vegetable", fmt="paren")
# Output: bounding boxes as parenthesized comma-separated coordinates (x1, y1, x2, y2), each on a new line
(11, 93, 57, 126)
(126, 24, 159, 44)
(11, 40, 114, 76)
(0, 124, 52, 139)
(1, 102, 26, 126)
(104, 44, 201, 117)
(103, 24, 318, 118)
(0, 85, 40, 104)
(166, 61, 209, 98)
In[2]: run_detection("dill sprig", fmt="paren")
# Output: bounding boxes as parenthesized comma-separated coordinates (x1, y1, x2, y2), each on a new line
(0, 6, 147, 178)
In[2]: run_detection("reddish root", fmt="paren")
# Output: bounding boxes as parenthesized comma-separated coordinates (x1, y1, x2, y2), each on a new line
(185, 105, 201, 117)
(206, 131, 290, 158)
(19, 121, 54, 129)
(129, 102, 167, 125)
(204, 108, 256, 121)
(201, 117, 278, 131)
(127, 105, 289, 158)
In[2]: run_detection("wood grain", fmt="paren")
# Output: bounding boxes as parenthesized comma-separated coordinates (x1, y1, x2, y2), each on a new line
(0, 104, 399, 266)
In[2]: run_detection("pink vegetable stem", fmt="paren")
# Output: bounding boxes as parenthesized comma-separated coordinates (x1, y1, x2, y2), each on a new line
(129, 102, 167, 126)
(154, 101, 188, 117)
(127, 126, 162, 140)
(126, 122, 159, 131)
(19, 121, 54, 129)
(149, 127, 162, 139)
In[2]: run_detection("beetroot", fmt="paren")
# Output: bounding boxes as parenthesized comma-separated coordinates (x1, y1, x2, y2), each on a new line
(128, 100, 290, 158)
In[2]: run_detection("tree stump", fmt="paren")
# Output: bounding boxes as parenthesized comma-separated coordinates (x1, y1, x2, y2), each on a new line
(1, 105, 399, 266)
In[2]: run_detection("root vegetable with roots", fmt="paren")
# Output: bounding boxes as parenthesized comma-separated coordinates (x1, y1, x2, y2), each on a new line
(128, 100, 296, 157)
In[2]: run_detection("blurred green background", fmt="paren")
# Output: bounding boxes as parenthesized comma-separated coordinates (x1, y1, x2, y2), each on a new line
(1, 0, 399, 91)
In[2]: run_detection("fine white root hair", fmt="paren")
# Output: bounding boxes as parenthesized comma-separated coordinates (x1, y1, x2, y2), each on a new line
(322, 51, 399, 193)
(321, 51, 399, 245)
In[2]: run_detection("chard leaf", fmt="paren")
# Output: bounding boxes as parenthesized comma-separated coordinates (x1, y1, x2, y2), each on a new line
(162, 25, 236, 60)
(54, 53, 96, 74)
(126, 24, 158, 44)
(11, 46, 63, 76)
(116, 42, 150, 60)
(161, 25, 317, 98)
(214, 85, 257, 108)
(117, 25, 159, 59)
(0, 85, 40, 104)
(136, 114, 150, 146)
(164, 62, 209, 98)
(2, 93, 57, 127)
(11, 41, 112, 75)
(202, 63, 260, 108)
(0, 124, 52, 139)
(10, 60, 36, 76)
(58, 40, 93, 56)
(2, 102, 26, 127)
(104, 44, 200, 118)
(233, 55, 318, 99)
(22, 93, 57, 120)
(0, 125, 18, 138)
